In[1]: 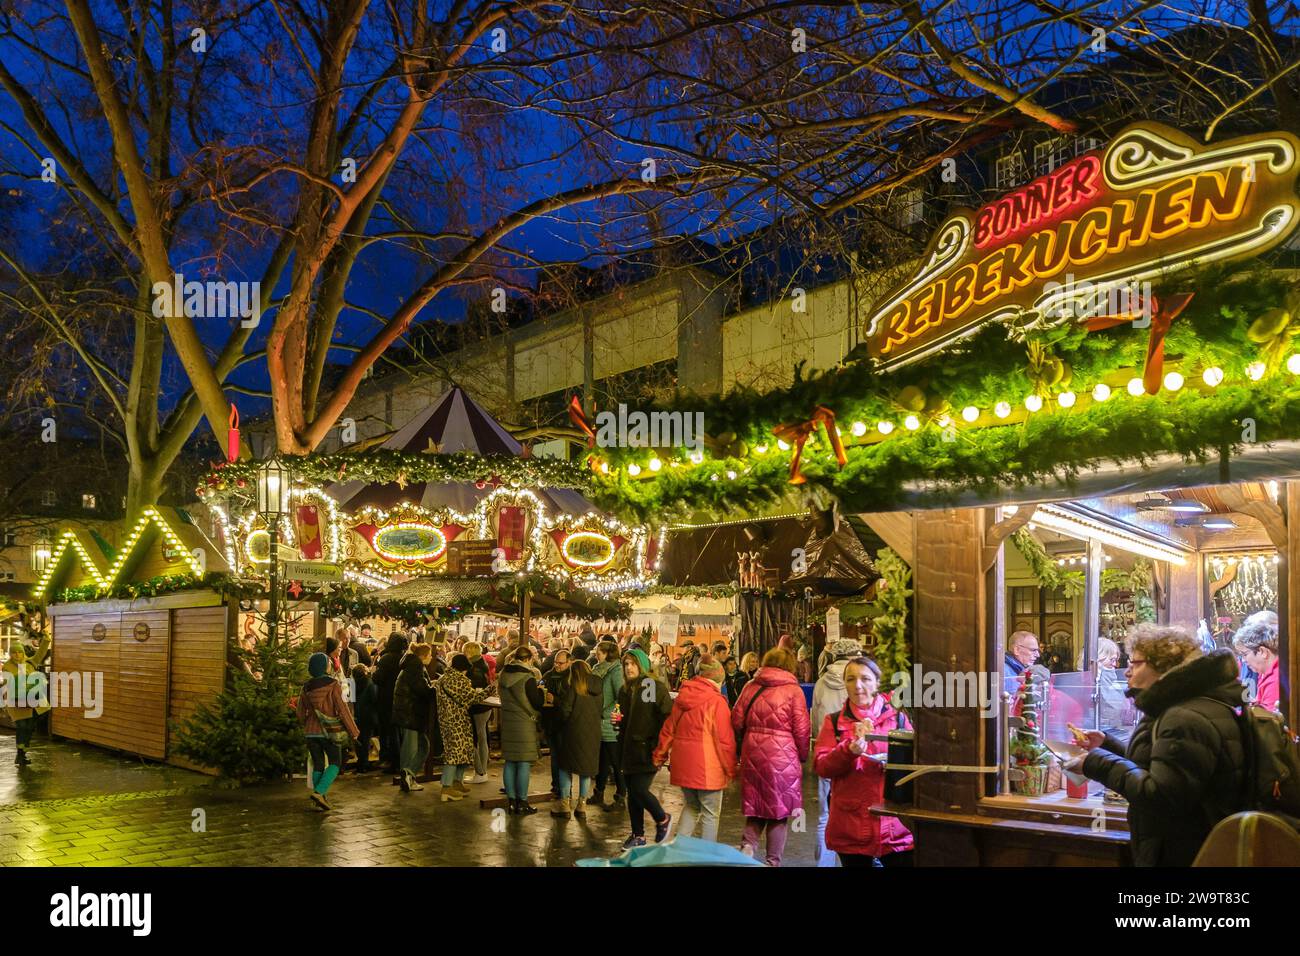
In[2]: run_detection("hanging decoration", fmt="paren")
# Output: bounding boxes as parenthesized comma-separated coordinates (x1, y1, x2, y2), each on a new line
(1009, 529, 1086, 597)
(868, 548, 912, 694)
(772, 406, 846, 484)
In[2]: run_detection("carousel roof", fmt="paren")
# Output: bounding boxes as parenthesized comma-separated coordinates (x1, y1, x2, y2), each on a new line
(327, 385, 595, 518)
(376, 575, 627, 619)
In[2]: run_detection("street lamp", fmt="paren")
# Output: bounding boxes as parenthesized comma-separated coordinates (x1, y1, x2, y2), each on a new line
(256, 457, 292, 643)
(30, 532, 52, 573)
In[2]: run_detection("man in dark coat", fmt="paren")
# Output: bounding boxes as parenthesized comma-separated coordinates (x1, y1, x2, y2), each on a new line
(1074, 637, 1248, 867)
(372, 633, 408, 774)
(354, 625, 374, 666)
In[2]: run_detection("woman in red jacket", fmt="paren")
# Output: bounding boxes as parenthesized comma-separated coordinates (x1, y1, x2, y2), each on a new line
(653, 658, 739, 842)
(731, 647, 810, 865)
(813, 657, 914, 866)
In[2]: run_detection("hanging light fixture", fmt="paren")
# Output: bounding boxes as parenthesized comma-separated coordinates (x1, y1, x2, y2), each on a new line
(30, 532, 53, 573)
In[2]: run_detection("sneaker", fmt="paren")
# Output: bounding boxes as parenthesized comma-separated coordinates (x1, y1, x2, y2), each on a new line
(621, 835, 647, 850)
(408, 779, 425, 792)
(654, 812, 672, 843)
(441, 787, 465, 802)
(310, 792, 331, 811)
(462, 773, 476, 783)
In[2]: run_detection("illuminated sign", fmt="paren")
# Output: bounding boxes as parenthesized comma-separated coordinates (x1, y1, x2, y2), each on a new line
(560, 531, 616, 569)
(372, 523, 448, 562)
(864, 124, 1300, 368)
(244, 529, 271, 565)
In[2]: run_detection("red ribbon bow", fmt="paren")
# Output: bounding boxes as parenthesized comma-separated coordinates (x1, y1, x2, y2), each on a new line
(772, 406, 847, 485)
(568, 395, 596, 448)
(1085, 292, 1194, 395)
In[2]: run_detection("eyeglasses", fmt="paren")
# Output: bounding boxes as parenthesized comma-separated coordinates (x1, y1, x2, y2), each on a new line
(1128, 657, 1148, 667)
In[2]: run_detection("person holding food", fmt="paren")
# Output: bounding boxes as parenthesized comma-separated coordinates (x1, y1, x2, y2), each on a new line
(813, 657, 914, 867)
(1064, 624, 1249, 867)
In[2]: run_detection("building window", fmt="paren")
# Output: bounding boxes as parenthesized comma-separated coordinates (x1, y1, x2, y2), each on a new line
(0, 571, 14, 582)
(40, 490, 57, 507)
(896, 187, 925, 226)
(1033, 135, 1102, 176)
(1, 530, 14, 547)
(994, 151, 1026, 190)
(82, 494, 97, 510)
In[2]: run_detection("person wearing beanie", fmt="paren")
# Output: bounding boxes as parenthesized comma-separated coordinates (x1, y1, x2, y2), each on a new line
(616, 648, 673, 848)
(809, 637, 865, 866)
(4, 631, 52, 766)
(652, 656, 738, 842)
(297, 652, 360, 810)
(589, 640, 627, 810)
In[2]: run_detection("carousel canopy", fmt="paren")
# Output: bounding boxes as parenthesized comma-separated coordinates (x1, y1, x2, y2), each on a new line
(327, 385, 593, 517)
(375, 575, 627, 619)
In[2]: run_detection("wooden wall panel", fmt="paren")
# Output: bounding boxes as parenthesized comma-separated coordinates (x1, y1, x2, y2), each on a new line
(167, 604, 229, 772)
(117, 611, 170, 759)
(912, 507, 986, 813)
(55, 611, 121, 753)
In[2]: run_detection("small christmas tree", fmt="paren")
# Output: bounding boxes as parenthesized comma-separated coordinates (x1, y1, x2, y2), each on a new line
(171, 629, 312, 783)
(1010, 670, 1051, 792)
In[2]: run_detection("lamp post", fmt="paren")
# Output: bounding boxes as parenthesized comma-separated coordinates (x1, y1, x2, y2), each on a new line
(30, 532, 52, 574)
(256, 457, 292, 643)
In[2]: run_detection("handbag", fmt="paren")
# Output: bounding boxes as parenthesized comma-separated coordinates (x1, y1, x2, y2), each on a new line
(314, 707, 352, 747)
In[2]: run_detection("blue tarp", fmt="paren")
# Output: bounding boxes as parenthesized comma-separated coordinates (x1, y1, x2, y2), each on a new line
(576, 835, 767, 867)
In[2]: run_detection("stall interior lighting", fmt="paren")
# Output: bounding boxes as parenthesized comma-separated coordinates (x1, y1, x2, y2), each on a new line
(1031, 504, 1189, 565)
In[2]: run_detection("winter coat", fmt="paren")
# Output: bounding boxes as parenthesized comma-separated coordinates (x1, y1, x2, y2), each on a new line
(555, 679, 603, 777)
(1081, 650, 1248, 867)
(541, 667, 569, 734)
(652, 677, 739, 791)
(437, 669, 490, 766)
(372, 646, 405, 726)
(3, 635, 52, 721)
(813, 695, 914, 858)
(353, 676, 380, 737)
(468, 656, 492, 715)
(498, 663, 546, 762)
(391, 655, 434, 731)
(593, 659, 625, 741)
(724, 669, 750, 708)
(297, 676, 361, 739)
(809, 659, 850, 749)
(617, 672, 674, 774)
(731, 667, 810, 819)
(1254, 658, 1281, 713)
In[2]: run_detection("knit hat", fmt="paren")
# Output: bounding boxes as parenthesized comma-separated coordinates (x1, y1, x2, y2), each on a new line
(831, 638, 864, 659)
(623, 648, 652, 675)
(308, 652, 329, 678)
(697, 658, 725, 684)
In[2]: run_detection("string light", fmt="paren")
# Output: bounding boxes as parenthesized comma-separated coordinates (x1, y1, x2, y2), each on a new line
(1247, 362, 1266, 381)
(877, 421, 894, 435)
(648, 457, 662, 472)
(690, 451, 704, 464)
(994, 401, 1011, 419)
(32, 530, 110, 599)
(754, 445, 768, 455)
(903, 415, 921, 431)
(1126, 377, 1146, 397)
(627, 463, 642, 477)
(961, 406, 979, 423)
(1057, 391, 1076, 408)
(726, 470, 737, 480)
(1092, 383, 1111, 402)
(776, 439, 791, 452)
(1024, 395, 1043, 412)
(1163, 371, 1184, 391)
(851, 421, 867, 437)
(1288, 355, 1300, 375)
(1203, 366, 1224, 387)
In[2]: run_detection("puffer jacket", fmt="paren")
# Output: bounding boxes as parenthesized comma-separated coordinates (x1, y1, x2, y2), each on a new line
(372, 644, 405, 725)
(391, 654, 433, 731)
(593, 659, 625, 742)
(1082, 650, 1248, 867)
(617, 672, 674, 774)
(814, 695, 913, 858)
(297, 676, 361, 738)
(3, 635, 52, 721)
(732, 667, 811, 819)
(555, 679, 604, 777)
(498, 663, 545, 762)
(653, 676, 739, 790)
(810, 659, 850, 748)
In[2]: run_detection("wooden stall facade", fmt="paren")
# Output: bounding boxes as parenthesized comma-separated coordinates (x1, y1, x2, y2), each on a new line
(47, 590, 231, 771)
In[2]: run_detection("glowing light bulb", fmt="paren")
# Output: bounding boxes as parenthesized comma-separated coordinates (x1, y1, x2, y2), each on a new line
(961, 406, 979, 422)
(1127, 377, 1146, 397)
(689, 451, 704, 464)
(877, 421, 894, 435)
(627, 463, 641, 477)
(851, 421, 867, 437)
(937, 414, 952, 428)
(777, 439, 791, 451)
(648, 457, 662, 472)
(1288, 355, 1300, 375)
(1057, 391, 1076, 408)
(1092, 383, 1111, 402)
(1247, 362, 1266, 381)
(726, 470, 737, 480)
(754, 444, 768, 454)
(903, 415, 921, 431)
(1202, 366, 1224, 387)
(1163, 371, 1184, 392)
(1024, 394, 1043, 413)
(994, 401, 1011, 419)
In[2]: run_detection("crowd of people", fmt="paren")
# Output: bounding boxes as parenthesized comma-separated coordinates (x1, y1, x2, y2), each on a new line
(294, 620, 908, 865)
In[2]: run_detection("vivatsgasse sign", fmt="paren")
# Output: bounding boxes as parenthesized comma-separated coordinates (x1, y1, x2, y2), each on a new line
(864, 123, 1300, 368)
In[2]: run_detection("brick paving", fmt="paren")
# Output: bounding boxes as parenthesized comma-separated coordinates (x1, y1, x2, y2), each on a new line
(0, 733, 819, 867)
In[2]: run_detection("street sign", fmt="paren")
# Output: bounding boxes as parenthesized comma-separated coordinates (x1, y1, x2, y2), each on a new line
(282, 560, 344, 585)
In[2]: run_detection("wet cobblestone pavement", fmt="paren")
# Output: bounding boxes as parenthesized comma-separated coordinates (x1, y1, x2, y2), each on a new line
(0, 734, 818, 867)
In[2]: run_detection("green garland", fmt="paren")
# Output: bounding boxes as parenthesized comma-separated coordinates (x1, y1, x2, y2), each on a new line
(1101, 558, 1157, 624)
(1009, 529, 1086, 597)
(636, 584, 739, 599)
(53, 572, 264, 605)
(313, 577, 631, 625)
(868, 548, 911, 692)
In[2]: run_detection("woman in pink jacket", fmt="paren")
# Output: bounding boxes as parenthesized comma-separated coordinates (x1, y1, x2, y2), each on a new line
(813, 657, 914, 866)
(731, 647, 810, 865)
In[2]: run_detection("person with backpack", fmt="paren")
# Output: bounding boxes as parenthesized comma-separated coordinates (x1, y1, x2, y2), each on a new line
(813, 657, 914, 866)
(616, 648, 674, 849)
(652, 657, 739, 842)
(809, 638, 864, 866)
(731, 646, 810, 866)
(1068, 624, 1249, 867)
(297, 652, 360, 811)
